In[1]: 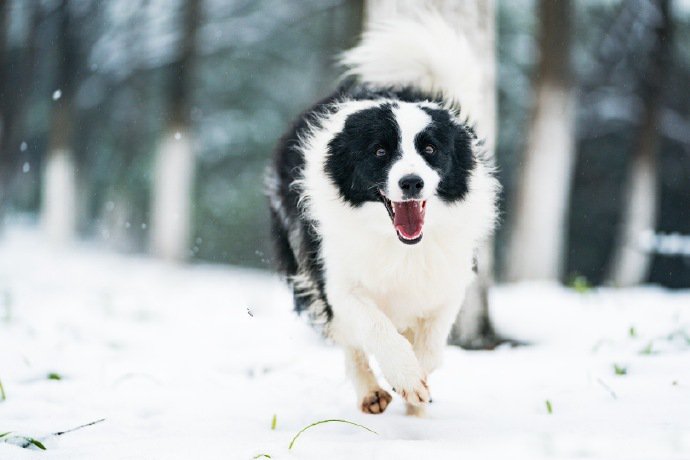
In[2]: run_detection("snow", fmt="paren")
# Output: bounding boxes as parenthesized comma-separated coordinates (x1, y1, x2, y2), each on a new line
(1, 225, 689, 459)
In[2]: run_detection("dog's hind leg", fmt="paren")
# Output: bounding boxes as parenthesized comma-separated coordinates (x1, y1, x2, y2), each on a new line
(345, 348, 392, 414)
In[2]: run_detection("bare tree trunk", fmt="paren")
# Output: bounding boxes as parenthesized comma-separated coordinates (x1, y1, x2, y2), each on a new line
(608, 0, 671, 286)
(364, 0, 498, 348)
(150, 0, 201, 261)
(43, 0, 78, 243)
(506, 0, 576, 282)
(0, 2, 41, 227)
(0, 0, 10, 222)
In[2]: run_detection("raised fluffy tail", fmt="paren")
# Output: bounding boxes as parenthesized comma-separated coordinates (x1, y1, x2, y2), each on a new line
(340, 9, 480, 118)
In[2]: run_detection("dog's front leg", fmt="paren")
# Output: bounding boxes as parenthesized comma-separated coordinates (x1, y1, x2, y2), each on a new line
(329, 286, 430, 407)
(413, 305, 462, 377)
(395, 307, 461, 417)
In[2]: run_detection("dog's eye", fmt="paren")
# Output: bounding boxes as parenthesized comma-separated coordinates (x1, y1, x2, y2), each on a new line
(424, 145, 435, 155)
(375, 147, 386, 157)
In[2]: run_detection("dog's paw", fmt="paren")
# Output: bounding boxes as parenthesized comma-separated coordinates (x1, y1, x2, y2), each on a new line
(380, 344, 430, 406)
(360, 389, 392, 414)
(393, 376, 430, 406)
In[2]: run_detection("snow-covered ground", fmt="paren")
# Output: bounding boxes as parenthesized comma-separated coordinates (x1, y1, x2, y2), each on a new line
(1, 226, 689, 460)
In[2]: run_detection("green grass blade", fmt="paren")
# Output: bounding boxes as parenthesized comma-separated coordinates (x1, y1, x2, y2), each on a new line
(288, 419, 377, 450)
(271, 414, 277, 430)
(24, 437, 46, 450)
(0, 378, 6, 401)
(639, 342, 655, 355)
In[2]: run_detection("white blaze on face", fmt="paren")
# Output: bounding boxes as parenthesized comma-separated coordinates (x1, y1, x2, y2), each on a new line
(386, 104, 440, 202)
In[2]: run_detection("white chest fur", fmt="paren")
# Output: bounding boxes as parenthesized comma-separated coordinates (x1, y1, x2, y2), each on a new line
(318, 200, 477, 331)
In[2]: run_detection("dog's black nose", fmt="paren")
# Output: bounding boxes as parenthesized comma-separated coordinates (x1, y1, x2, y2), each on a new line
(399, 174, 424, 197)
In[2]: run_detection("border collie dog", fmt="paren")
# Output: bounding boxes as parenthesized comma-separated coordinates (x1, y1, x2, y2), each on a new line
(267, 11, 498, 415)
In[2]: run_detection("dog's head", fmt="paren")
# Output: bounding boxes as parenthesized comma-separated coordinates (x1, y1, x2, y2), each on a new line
(325, 101, 476, 244)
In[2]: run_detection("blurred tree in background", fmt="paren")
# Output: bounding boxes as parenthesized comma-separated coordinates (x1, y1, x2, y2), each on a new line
(506, 0, 576, 283)
(150, 0, 201, 261)
(607, 0, 672, 286)
(1, 0, 689, 289)
(43, 0, 79, 243)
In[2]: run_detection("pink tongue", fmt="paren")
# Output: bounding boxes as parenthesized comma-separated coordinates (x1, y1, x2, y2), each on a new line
(393, 201, 425, 239)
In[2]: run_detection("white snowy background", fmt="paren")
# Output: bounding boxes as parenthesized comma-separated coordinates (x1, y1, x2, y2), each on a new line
(1, 224, 689, 460)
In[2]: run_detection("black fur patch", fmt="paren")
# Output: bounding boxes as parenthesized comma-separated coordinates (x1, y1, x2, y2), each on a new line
(268, 93, 339, 323)
(325, 103, 401, 206)
(418, 107, 476, 202)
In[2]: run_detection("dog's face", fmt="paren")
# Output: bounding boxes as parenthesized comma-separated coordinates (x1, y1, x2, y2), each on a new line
(326, 101, 475, 244)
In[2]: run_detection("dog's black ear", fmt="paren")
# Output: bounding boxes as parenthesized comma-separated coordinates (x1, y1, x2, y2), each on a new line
(436, 123, 476, 202)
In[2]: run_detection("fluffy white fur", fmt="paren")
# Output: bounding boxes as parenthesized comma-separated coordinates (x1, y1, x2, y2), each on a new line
(340, 9, 482, 120)
(294, 10, 499, 414)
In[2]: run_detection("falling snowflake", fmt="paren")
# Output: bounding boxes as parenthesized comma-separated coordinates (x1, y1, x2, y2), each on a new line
(22, 162, 30, 173)
(20, 142, 27, 152)
(52, 89, 62, 101)
(174, 132, 181, 140)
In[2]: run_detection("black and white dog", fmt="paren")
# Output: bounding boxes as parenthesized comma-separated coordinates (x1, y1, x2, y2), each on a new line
(267, 11, 498, 415)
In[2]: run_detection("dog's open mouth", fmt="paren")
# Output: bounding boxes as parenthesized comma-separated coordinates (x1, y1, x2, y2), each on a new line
(380, 192, 427, 245)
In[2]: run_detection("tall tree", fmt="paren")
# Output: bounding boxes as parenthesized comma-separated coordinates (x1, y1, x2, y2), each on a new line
(608, 0, 672, 286)
(0, 0, 11, 222)
(0, 2, 41, 227)
(364, 0, 499, 348)
(42, 0, 79, 243)
(506, 0, 576, 282)
(150, 0, 201, 261)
